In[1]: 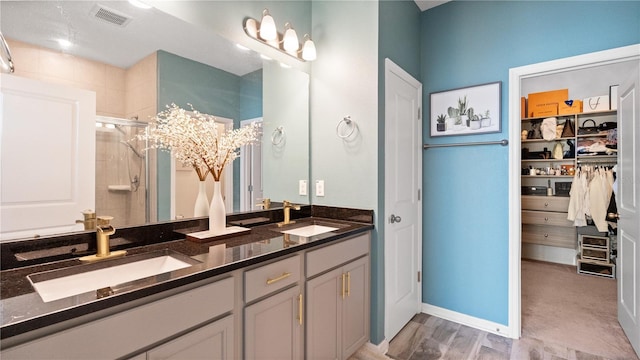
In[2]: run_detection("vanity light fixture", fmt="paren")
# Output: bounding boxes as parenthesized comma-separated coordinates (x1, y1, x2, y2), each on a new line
(243, 8, 316, 62)
(258, 9, 277, 41)
(282, 23, 299, 55)
(301, 34, 317, 61)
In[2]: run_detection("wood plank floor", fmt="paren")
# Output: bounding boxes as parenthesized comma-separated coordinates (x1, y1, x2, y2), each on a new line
(386, 312, 623, 360)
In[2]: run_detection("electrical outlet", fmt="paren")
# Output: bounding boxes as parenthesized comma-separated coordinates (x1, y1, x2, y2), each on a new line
(315, 180, 325, 197)
(299, 180, 307, 196)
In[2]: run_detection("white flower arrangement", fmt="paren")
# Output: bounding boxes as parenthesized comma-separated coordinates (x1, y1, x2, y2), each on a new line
(141, 103, 260, 182)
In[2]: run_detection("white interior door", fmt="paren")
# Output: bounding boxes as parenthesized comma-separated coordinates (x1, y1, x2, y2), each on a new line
(384, 59, 422, 341)
(617, 67, 640, 357)
(1, 74, 95, 240)
(240, 118, 263, 212)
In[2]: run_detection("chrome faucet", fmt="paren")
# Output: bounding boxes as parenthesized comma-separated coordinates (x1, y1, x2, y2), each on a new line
(79, 215, 126, 262)
(278, 200, 301, 227)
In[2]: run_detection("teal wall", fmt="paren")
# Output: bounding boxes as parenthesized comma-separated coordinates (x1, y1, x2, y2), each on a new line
(240, 69, 263, 121)
(421, 1, 640, 326)
(377, 0, 421, 344)
(156, 50, 262, 219)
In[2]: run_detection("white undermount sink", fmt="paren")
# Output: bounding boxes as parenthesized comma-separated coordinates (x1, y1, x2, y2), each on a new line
(28, 250, 199, 303)
(281, 225, 339, 237)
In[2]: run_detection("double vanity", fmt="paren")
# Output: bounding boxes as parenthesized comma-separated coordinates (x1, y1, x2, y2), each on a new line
(0, 205, 373, 359)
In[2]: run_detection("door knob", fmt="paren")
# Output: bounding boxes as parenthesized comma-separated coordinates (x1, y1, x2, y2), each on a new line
(390, 214, 402, 224)
(607, 212, 620, 220)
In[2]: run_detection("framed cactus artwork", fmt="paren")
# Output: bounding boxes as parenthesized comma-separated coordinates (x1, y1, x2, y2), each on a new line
(429, 81, 501, 137)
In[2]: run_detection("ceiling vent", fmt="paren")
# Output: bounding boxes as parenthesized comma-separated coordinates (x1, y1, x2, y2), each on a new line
(90, 4, 132, 27)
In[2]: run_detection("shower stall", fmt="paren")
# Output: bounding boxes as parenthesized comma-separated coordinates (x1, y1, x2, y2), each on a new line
(95, 116, 150, 227)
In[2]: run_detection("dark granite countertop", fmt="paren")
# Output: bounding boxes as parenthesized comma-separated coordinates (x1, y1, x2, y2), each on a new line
(0, 206, 373, 340)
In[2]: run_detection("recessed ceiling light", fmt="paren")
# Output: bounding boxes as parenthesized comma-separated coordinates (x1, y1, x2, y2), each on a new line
(279, 62, 291, 69)
(57, 39, 73, 48)
(236, 44, 250, 51)
(128, 0, 152, 9)
(260, 54, 272, 61)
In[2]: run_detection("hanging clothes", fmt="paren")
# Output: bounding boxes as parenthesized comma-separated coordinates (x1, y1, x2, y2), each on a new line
(567, 166, 614, 232)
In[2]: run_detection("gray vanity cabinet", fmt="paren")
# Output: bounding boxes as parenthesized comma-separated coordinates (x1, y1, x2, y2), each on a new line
(243, 254, 304, 360)
(1, 276, 235, 359)
(305, 234, 370, 360)
(146, 315, 234, 359)
(244, 285, 304, 360)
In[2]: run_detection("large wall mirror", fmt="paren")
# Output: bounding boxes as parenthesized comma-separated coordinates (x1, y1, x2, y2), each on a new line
(0, 1, 310, 240)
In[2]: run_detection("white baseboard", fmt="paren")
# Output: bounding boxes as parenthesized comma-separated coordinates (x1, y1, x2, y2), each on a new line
(422, 303, 516, 339)
(367, 338, 390, 354)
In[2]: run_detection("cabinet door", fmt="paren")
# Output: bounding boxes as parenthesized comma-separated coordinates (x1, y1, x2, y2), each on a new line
(306, 267, 343, 360)
(147, 315, 234, 360)
(244, 285, 303, 360)
(342, 256, 370, 358)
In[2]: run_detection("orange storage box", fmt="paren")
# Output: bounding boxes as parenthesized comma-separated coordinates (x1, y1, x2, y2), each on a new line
(558, 100, 583, 115)
(527, 89, 568, 117)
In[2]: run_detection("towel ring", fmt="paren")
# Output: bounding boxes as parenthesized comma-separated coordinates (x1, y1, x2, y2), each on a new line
(271, 126, 285, 145)
(336, 116, 357, 139)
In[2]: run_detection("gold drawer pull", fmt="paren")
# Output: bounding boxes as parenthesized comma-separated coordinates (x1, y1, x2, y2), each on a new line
(544, 217, 549, 222)
(266, 272, 291, 285)
(341, 273, 346, 299)
(544, 202, 549, 207)
(544, 234, 549, 238)
(346, 272, 351, 297)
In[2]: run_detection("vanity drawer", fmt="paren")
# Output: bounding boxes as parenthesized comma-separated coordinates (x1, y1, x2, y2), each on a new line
(306, 233, 370, 278)
(522, 210, 573, 227)
(522, 196, 570, 212)
(522, 224, 576, 249)
(245, 254, 301, 303)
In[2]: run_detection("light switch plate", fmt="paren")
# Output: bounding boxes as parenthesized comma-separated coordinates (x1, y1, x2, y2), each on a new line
(299, 180, 307, 196)
(315, 180, 325, 197)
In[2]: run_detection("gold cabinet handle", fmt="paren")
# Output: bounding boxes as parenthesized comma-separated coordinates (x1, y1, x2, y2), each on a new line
(341, 273, 346, 299)
(266, 272, 291, 285)
(298, 293, 303, 325)
(346, 272, 351, 297)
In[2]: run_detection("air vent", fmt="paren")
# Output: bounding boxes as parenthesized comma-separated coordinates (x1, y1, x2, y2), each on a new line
(90, 4, 132, 27)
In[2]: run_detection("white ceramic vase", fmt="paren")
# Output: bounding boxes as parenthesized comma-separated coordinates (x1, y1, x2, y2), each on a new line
(193, 181, 209, 217)
(209, 181, 226, 233)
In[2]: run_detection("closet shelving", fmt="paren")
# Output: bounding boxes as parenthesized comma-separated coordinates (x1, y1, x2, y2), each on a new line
(521, 108, 617, 274)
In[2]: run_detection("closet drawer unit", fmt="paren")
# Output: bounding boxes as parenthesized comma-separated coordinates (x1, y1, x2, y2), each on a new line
(522, 210, 573, 227)
(581, 247, 610, 263)
(577, 259, 615, 278)
(522, 224, 576, 249)
(580, 234, 610, 250)
(522, 196, 570, 212)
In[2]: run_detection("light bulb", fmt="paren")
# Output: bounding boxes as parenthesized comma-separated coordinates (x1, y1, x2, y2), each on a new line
(282, 23, 299, 54)
(244, 18, 258, 38)
(302, 35, 316, 61)
(259, 9, 277, 41)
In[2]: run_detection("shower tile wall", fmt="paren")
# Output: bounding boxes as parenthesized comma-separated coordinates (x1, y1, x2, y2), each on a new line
(7, 38, 157, 227)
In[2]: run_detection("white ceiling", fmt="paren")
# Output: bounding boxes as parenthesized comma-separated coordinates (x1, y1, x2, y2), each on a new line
(0, 1, 263, 76)
(1, 1, 448, 76)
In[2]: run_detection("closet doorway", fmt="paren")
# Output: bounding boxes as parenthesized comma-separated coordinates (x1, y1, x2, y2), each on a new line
(507, 44, 640, 357)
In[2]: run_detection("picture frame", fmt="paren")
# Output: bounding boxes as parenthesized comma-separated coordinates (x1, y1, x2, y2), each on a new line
(430, 81, 501, 137)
